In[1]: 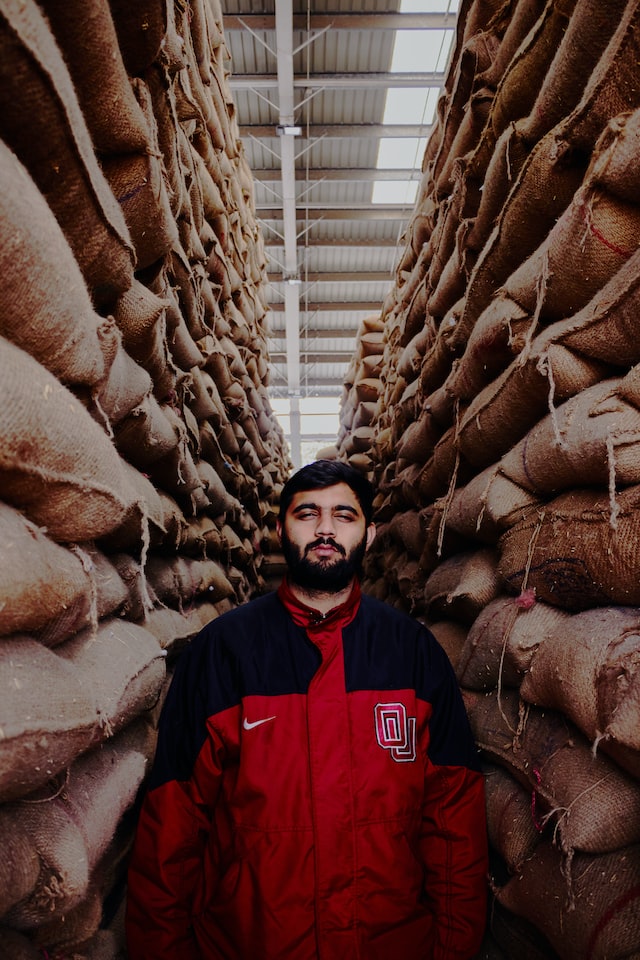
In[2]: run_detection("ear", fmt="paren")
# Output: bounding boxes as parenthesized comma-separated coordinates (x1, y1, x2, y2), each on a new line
(276, 519, 283, 544)
(365, 523, 376, 550)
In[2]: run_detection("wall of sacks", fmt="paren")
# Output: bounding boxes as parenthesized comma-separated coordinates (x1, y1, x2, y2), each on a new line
(356, 0, 640, 956)
(0, 0, 290, 956)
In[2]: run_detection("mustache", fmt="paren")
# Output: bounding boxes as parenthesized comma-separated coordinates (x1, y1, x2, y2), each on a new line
(305, 538, 346, 557)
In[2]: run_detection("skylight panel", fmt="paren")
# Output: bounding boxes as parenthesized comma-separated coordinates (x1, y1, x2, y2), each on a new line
(376, 137, 428, 169)
(390, 29, 454, 73)
(383, 88, 439, 125)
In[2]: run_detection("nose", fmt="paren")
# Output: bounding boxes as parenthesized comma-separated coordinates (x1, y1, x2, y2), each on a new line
(315, 509, 337, 538)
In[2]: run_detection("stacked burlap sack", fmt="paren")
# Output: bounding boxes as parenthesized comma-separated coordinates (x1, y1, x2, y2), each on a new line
(320, 314, 386, 477)
(0, 0, 290, 955)
(362, 0, 640, 955)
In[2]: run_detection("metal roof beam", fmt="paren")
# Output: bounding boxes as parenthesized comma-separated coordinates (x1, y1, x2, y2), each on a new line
(224, 13, 455, 31)
(265, 237, 400, 247)
(229, 71, 445, 90)
(268, 329, 361, 339)
(253, 167, 423, 181)
(259, 205, 412, 220)
(268, 271, 391, 282)
(241, 122, 432, 139)
(268, 301, 383, 312)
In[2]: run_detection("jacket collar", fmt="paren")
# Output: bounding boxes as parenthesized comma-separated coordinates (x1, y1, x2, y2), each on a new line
(277, 575, 361, 631)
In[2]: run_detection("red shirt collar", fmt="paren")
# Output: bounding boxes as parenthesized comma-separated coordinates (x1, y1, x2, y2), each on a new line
(277, 575, 361, 631)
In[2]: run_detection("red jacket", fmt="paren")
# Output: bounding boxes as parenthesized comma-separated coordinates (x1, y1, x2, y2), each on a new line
(126, 579, 488, 959)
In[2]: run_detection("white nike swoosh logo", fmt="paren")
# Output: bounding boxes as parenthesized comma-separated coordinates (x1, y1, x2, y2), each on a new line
(243, 715, 276, 731)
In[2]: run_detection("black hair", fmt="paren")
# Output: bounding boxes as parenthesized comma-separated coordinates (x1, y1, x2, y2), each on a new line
(278, 460, 375, 526)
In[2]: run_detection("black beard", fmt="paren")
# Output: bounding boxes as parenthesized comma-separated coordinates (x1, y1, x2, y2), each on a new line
(281, 530, 368, 593)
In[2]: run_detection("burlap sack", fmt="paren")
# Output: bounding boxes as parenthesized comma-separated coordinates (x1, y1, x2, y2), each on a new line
(112, 278, 169, 353)
(484, 762, 542, 872)
(0, 139, 120, 393)
(504, 183, 640, 325)
(520, 605, 640, 752)
(114, 395, 182, 468)
(428, 619, 468, 673)
(499, 484, 640, 610)
(56, 619, 165, 740)
(424, 547, 501, 625)
(496, 840, 640, 959)
(554, 0, 640, 155)
(457, 595, 569, 691)
(488, 0, 579, 140)
(456, 342, 612, 470)
(109, 0, 169, 75)
(37, 0, 150, 154)
(0, 338, 141, 542)
(0, 503, 93, 642)
(477, 0, 548, 92)
(588, 106, 640, 205)
(500, 377, 640, 494)
(3, 720, 155, 928)
(445, 464, 541, 544)
(518, 0, 631, 144)
(464, 688, 640, 854)
(145, 556, 235, 609)
(0, 637, 97, 802)
(101, 79, 179, 270)
(0, 0, 135, 307)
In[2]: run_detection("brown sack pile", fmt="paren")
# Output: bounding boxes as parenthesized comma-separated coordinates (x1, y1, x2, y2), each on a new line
(358, 0, 640, 955)
(0, 0, 290, 954)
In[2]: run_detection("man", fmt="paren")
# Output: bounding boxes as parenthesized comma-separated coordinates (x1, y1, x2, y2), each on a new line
(126, 459, 488, 959)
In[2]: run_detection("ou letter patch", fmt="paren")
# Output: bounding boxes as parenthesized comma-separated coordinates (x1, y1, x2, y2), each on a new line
(374, 702, 417, 762)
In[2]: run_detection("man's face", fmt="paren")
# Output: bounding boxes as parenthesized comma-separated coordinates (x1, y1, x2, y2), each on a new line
(277, 482, 376, 593)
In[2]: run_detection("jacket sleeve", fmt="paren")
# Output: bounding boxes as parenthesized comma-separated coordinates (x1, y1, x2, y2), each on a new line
(419, 636, 489, 960)
(126, 632, 224, 960)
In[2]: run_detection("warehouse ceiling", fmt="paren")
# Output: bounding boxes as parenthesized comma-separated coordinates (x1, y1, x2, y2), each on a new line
(220, 0, 458, 419)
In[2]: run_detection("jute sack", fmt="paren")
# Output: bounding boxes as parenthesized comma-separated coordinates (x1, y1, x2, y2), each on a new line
(520, 604, 640, 754)
(484, 762, 542, 872)
(499, 485, 640, 610)
(553, 0, 640, 155)
(114, 395, 182, 468)
(109, 0, 169, 75)
(518, 0, 631, 144)
(111, 277, 169, 354)
(428, 620, 467, 672)
(431, 28, 501, 190)
(144, 556, 236, 609)
(487, 0, 579, 141)
(0, 503, 92, 642)
(503, 183, 640, 325)
(588, 105, 640, 204)
(444, 464, 541, 544)
(0, 139, 120, 391)
(0, 637, 97, 802)
(477, 0, 548, 92)
(0, 337, 141, 542)
(37, 0, 151, 155)
(456, 341, 612, 470)
(457, 595, 569, 691)
(101, 81, 180, 270)
(32, 881, 103, 958)
(456, 125, 588, 344)
(56, 619, 165, 741)
(464, 688, 640, 854)
(457, 243, 640, 467)
(0, 0, 135, 308)
(500, 377, 640, 495)
(3, 720, 156, 928)
(496, 840, 640, 960)
(140, 606, 206, 658)
(443, 295, 529, 404)
(424, 548, 501, 625)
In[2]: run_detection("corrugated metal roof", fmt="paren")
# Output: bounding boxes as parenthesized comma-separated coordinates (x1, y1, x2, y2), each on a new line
(220, 0, 453, 460)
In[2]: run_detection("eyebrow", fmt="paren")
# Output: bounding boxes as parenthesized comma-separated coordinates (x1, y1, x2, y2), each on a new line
(291, 501, 360, 516)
